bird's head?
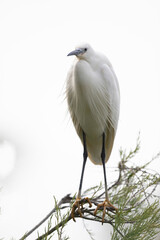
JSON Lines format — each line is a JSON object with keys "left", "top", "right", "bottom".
{"left": 67, "top": 43, "right": 94, "bottom": 60}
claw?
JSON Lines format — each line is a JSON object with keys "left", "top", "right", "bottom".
{"left": 94, "top": 199, "right": 117, "bottom": 224}
{"left": 71, "top": 197, "right": 92, "bottom": 222}
{"left": 82, "top": 197, "right": 92, "bottom": 208}
{"left": 71, "top": 198, "right": 82, "bottom": 222}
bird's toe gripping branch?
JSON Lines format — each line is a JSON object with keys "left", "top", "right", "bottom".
{"left": 94, "top": 199, "right": 118, "bottom": 224}
{"left": 71, "top": 197, "right": 92, "bottom": 222}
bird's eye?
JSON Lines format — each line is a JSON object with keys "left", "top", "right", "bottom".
{"left": 84, "top": 48, "right": 87, "bottom": 52}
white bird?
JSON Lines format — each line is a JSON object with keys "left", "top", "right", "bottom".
{"left": 66, "top": 43, "right": 120, "bottom": 223}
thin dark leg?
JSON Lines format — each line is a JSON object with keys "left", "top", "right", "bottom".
{"left": 77, "top": 131, "right": 88, "bottom": 198}
{"left": 101, "top": 133, "right": 109, "bottom": 200}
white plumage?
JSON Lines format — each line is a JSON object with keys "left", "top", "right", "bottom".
{"left": 66, "top": 43, "right": 120, "bottom": 165}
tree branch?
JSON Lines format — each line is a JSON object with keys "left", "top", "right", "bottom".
{"left": 19, "top": 139, "right": 160, "bottom": 240}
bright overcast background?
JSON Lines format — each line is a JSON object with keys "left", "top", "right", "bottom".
{"left": 0, "top": 0, "right": 160, "bottom": 239}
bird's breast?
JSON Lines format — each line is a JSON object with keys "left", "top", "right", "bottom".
{"left": 74, "top": 60, "right": 97, "bottom": 87}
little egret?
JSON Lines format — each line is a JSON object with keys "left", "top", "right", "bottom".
{"left": 66, "top": 43, "right": 120, "bottom": 223}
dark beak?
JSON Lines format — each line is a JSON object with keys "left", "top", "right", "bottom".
{"left": 67, "top": 48, "right": 84, "bottom": 56}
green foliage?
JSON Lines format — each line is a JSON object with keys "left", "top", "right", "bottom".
{"left": 39, "top": 214, "right": 54, "bottom": 240}
{"left": 109, "top": 137, "right": 160, "bottom": 239}
{"left": 54, "top": 197, "right": 69, "bottom": 240}
{"left": 19, "top": 137, "right": 160, "bottom": 240}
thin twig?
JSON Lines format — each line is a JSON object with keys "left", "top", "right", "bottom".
{"left": 19, "top": 194, "right": 72, "bottom": 240}
{"left": 109, "top": 221, "right": 124, "bottom": 238}
{"left": 35, "top": 214, "right": 72, "bottom": 240}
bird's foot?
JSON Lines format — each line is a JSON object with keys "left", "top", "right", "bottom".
{"left": 71, "top": 197, "right": 92, "bottom": 222}
{"left": 94, "top": 199, "right": 117, "bottom": 224}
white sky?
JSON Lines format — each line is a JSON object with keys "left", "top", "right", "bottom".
{"left": 0, "top": 0, "right": 160, "bottom": 239}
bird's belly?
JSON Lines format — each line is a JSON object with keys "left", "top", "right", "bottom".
{"left": 76, "top": 108, "right": 103, "bottom": 137}
{"left": 76, "top": 107, "right": 104, "bottom": 165}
